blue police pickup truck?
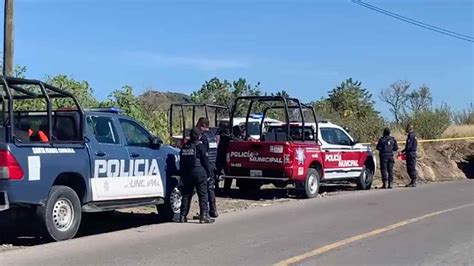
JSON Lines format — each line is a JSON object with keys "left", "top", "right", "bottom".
{"left": 0, "top": 77, "right": 182, "bottom": 241}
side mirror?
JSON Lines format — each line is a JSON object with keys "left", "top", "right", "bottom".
{"left": 150, "top": 136, "right": 163, "bottom": 149}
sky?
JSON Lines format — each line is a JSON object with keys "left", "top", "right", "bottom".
{"left": 2, "top": 0, "right": 474, "bottom": 117}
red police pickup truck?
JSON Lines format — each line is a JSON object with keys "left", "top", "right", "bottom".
{"left": 223, "top": 96, "right": 376, "bottom": 198}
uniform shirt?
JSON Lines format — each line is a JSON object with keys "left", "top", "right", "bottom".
{"left": 200, "top": 131, "right": 218, "bottom": 164}
{"left": 376, "top": 135, "right": 398, "bottom": 157}
{"left": 179, "top": 141, "right": 212, "bottom": 178}
{"left": 403, "top": 132, "right": 417, "bottom": 154}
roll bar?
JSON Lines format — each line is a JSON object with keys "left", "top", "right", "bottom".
{"left": 0, "top": 76, "right": 85, "bottom": 143}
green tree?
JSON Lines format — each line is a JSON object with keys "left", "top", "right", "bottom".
{"left": 313, "top": 78, "right": 384, "bottom": 142}
{"left": 191, "top": 77, "right": 261, "bottom": 115}
{"left": 407, "top": 84, "right": 432, "bottom": 114}
{"left": 104, "top": 86, "right": 169, "bottom": 142}
{"left": 46, "top": 75, "right": 98, "bottom": 109}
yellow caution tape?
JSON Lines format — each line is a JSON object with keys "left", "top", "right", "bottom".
{"left": 361, "top": 136, "right": 474, "bottom": 145}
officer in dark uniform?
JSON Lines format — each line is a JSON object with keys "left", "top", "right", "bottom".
{"left": 178, "top": 128, "right": 215, "bottom": 224}
{"left": 376, "top": 127, "right": 398, "bottom": 189}
{"left": 221, "top": 125, "right": 245, "bottom": 194}
{"left": 402, "top": 124, "right": 418, "bottom": 187}
{"left": 215, "top": 123, "right": 230, "bottom": 195}
{"left": 196, "top": 117, "right": 219, "bottom": 218}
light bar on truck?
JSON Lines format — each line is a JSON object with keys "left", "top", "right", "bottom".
{"left": 86, "top": 107, "right": 123, "bottom": 114}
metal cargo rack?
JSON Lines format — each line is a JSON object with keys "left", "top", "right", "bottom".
{"left": 0, "top": 76, "right": 85, "bottom": 143}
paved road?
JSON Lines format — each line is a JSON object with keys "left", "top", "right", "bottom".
{"left": 1, "top": 180, "right": 473, "bottom": 265}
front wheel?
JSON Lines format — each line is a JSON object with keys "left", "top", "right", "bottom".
{"left": 357, "top": 166, "right": 373, "bottom": 190}
{"left": 302, "top": 169, "right": 320, "bottom": 198}
{"left": 157, "top": 177, "right": 182, "bottom": 222}
{"left": 37, "top": 186, "right": 82, "bottom": 241}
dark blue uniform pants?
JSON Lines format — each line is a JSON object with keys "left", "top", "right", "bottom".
{"left": 380, "top": 156, "right": 394, "bottom": 183}
{"left": 406, "top": 152, "right": 417, "bottom": 182}
{"left": 207, "top": 165, "right": 217, "bottom": 212}
{"left": 180, "top": 172, "right": 209, "bottom": 218}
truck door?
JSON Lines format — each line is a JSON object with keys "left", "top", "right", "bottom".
{"left": 319, "top": 127, "right": 363, "bottom": 179}
{"left": 117, "top": 118, "right": 166, "bottom": 199}
{"left": 87, "top": 115, "right": 131, "bottom": 201}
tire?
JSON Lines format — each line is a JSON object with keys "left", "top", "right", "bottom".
{"left": 37, "top": 185, "right": 82, "bottom": 241}
{"left": 157, "top": 177, "right": 182, "bottom": 222}
{"left": 302, "top": 168, "right": 320, "bottom": 198}
{"left": 357, "top": 166, "right": 373, "bottom": 190}
{"left": 238, "top": 180, "right": 261, "bottom": 195}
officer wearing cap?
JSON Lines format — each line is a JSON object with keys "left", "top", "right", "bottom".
{"left": 196, "top": 117, "right": 219, "bottom": 218}
{"left": 376, "top": 127, "right": 398, "bottom": 189}
{"left": 402, "top": 124, "right": 418, "bottom": 187}
{"left": 178, "top": 128, "right": 215, "bottom": 224}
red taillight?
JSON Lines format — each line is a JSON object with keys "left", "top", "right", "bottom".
{"left": 0, "top": 150, "right": 24, "bottom": 180}
{"left": 283, "top": 146, "right": 294, "bottom": 165}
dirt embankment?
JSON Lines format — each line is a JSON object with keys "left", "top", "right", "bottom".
{"left": 373, "top": 140, "right": 474, "bottom": 186}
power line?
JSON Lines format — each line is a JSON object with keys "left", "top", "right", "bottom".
{"left": 352, "top": 0, "right": 474, "bottom": 43}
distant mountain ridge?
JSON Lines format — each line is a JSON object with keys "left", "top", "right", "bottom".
{"left": 138, "top": 90, "right": 191, "bottom": 112}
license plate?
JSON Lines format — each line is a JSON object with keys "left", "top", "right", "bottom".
{"left": 250, "top": 170, "right": 263, "bottom": 177}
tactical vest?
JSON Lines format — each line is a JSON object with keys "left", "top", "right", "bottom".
{"left": 202, "top": 131, "right": 218, "bottom": 163}
{"left": 380, "top": 136, "right": 395, "bottom": 157}
{"left": 180, "top": 143, "right": 203, "bottom": 169}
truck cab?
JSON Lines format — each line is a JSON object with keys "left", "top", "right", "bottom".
{"left": 0, "top": 77, "right": 181, "bottom": 241}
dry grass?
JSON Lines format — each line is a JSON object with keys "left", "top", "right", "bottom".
{"left": 442, "top": 125, "right": 474, "bottom": 138}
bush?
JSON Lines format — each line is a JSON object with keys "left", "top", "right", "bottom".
{"left": 405, "top": 105, "right": 451, "bottom": 139}
{"left": 453, "top": 103, "right": 474, "bottom": 125}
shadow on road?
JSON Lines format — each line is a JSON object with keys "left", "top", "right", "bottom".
{"left": 0, "top": 211, "right": 164, "bottom": 248}
{"left": 0, "top": 184, "right": 357, "bottom": 249}
{"left": 217, "top": 183, "right": 357, "bottom": 201}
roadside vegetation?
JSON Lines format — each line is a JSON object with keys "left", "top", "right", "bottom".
{"left": 5, "top": 66, "right": 473, "bottom": 143}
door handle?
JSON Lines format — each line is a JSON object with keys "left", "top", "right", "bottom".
{"left": 95, "top": 151, "right": 107, "bottom": 157}
{"left": 130, "top": 152, "right": 140, "bottom": 158}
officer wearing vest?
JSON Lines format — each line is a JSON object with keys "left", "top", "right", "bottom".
{"left": 178, "top": 128, "right": 215, "bottom": 224}
{"left": 402, "top": 124, "right": 418, "bottom": 187}
{"left": 376, "top": 127, "right": 398, "bottom": 189}
{"left": 196, "top": 117, "right": 219, "bottom": 218}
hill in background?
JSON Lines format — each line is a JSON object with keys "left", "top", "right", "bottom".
{"left": 138, "top": 90, "right": 191, "bottom": 112}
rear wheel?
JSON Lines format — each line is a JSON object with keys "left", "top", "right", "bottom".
{"left": 157, "top": 177, "right": 182, "bottom": 222}
{"left": 37, "top": 185, "right": 82, "bottom": 241}
{"left": 357, "top": 166, "right": 373, "bottom": 190}
{"left": 302, "top": 168, "right": 320, "bottom": 198}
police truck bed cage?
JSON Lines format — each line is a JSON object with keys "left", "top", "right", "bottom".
{"left": 169, "top": 103, "right": 229, "bottom": 145}
{"left": 230, "top": 96, "right": 318, "bottom": 142}
{"left": 0, "top": 76, "right": 84, "bottom": 143}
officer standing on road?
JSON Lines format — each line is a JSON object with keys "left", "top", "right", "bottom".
{"left": 178, "top": 128, "right": 215, "bottom": 224}
{"left": 402, "top": 124, "right": 418, "bottom": 187}
{"left": 376, "top": 127, "right": 398, "bottom": 189}
{"left": 215, "top": 123, "right": 230, "bottom": 195}
{"left": 196, "top": 117, "right": 219, "bottom": 218}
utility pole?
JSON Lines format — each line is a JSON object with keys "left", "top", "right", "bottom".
{"left": 3, "top": 0, "right": 14, "bottom": 77}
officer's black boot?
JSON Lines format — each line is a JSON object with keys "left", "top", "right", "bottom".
{"left": 209, "top": 210, "right": 219, "bottom": 218}
{"left": 382, "top": 181, "right": 387, "bottom": 189}
{"left": 178, "top": 216, "right": 187, "bottom": 223}
{"left": 199, "top": 214, "right": 215, "bottom": 224}
{"left": 388, "top": 181, "right": 392, "bottom": 189}
{"left": 406, "top": 180, "right": 416, "bottom": 187}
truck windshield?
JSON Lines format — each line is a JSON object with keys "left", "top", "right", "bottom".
{"left": 268, "top": 125, "right": 315, "bottom": 141}
{"left": 246, "top": 121, "right": 260, "bottom": 136}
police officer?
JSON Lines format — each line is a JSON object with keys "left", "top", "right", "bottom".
{"left": 196, "top": 117, "right": 219, "bottom": 218}
{"left": 402, "top": 124, "right": 418, "bottom": 187}
{"left": 215, "top": 123, "right": 230, "bottom": 195}
{"left": 376, "top": 127, "right": 398, "bottom": 189}
{"left": 178, "top": 128, "right": 215, "bottom": 224}
{"left": 221, "top": 125, "right": 245, "bottom": 194}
